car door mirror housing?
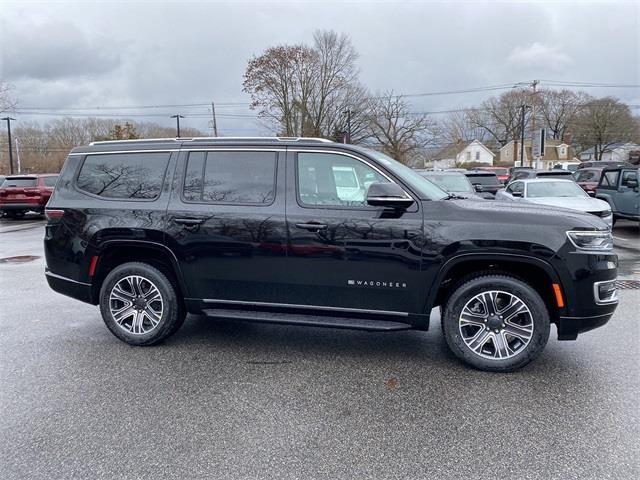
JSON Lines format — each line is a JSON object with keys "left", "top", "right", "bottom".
{"left": 512, "top": 190, "right": 523, "bottom": 197}
{"left": 474, "top": 184, "right": 484, "bottom": 192}
{"left": 625, "top": 179, "right": 638, "bottom": 188}
{"left": 366, "top": 183, "right": 414, "bottom": 209}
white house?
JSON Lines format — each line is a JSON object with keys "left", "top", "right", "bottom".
{"left": 578, "top": 142, "right": 640, "bottom": 163}
{"left": 500, "top": 138, "right": 575, "bottom": 170}
{"left": 428, "top": 140, "right": 495, "bottom": 169}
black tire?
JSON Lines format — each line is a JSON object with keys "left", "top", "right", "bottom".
{"left": 99, "top": 262, "right": 186, "bottom": 346}
{"left": 442, "top": 274, "right": 550, "bottom": 372}
{"left": 6, "top": 211, "right": 25, "bottom": 219}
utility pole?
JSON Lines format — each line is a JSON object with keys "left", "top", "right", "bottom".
{"left": 170, "top": 114, "right": 184, "bottom": 137}
{"left": 520, "top": 105, "right": 527, "bottom": 167}
{"left": 1, "top": 116, "right": 16, "bottom": 175}
{"left": 211, "top": 102, "right": 218, "bottom": 137}
{"left": 343, "top": 109, "right": 352, "bottom": 144}
{"left": 530, "top": 79, "right": 539, "bottom": 168}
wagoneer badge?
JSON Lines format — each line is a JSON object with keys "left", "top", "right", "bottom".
{"left": 347, "top": 280, "right": 407, "bottom": 289}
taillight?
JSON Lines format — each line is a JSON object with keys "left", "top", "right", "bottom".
{"left": 45, "top": 209, "right": 65, "bottom": 223}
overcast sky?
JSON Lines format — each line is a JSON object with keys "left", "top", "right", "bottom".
{"left": 1, "top": 0, "right": 638, "bottom": 135}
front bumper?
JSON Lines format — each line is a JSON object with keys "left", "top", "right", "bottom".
{"left": 556, "top": 308, "right": 617, "bottom": 340}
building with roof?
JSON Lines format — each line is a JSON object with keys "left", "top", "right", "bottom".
{"left": 427, "top": 140, "right": 495, "bottom": 169}
{"left": 578, "top": 142, "right": 640, "bottom": 163}
{"left": 500, "top": 138, "right": 575, "bottom": 169}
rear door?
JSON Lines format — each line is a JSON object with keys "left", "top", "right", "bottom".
{"left": 165, "top": 147, "right": 289, "bottom": 303}
{"left": 283, "top": 148, "right": 424, "bottom": 314}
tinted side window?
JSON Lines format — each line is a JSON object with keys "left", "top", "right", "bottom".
{"left": 2, "top": 178, "right": 37, "bottom": 187}
{"left": 183, "top": 151, "right": 276, "bottom": 204}
{"left": 600, "top": 170, "right": 620, "bottom": 189}
{"left": 507, "top": 182, "right": 523, "bottom": 194}
{"left": 297, "top": 152, "right": 388, "bottom": 207}
{"left": 77, "top": 152, "right": 170, "bottom": 199}
{"left": 621, "top": 170, "right": 638, "bottom": 187}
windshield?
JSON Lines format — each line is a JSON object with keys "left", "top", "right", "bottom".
{"left": 527, "top": 181, "right": 587, "bottom": 198}
{"left": 467, "top": 174, "right": 499, "bottom": 185}
{"left": 422, "top": 174, "right": 473, "bottom": 193}
{"left": 1, "top": 178, "right": 37, "bottom": 188}
{"left": 352, "top": 146, "right": 448, "bottom": 200}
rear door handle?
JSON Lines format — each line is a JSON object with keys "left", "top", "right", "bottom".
{"left": 295, "top": 222, "right": 328, "bottom": 231}
{"left": 173, "top": 217, "right": 205, "bottom": 225}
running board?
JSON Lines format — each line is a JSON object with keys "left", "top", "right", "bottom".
{"left": 202, "top": 309, "right": 413, "bottom": 331}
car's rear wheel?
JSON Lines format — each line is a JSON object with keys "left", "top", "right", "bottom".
{"left": 442, "top": 274, "right": 550, "bottom": 372}
{"left": 99, "top": 262, "right": 185, "bottom": 346}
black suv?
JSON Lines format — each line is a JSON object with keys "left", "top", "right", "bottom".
{"left": 44, "top": 138, "right": 618, "bottom": 372}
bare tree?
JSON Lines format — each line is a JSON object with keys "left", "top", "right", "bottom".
{"left": 243, "top": 30, "right": 368, "bottom": 140}
{"left": 0, "top": 82, "right": 17, "bottom": 113}
{"left": 438, "top": 109, "right": 490, "bottom": 145}
{"left": 571, "top": 97, "right": 638, "bottom": 158}
{"left": 367, "top": 92, "right": 438, "bottom": 164}
{"left": 467, "top": 89, "right": 533, "bottom": 146}
{"left": 538, "top": 89, "right": 591, "bottom": 140}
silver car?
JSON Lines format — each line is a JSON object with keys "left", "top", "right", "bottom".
{"left": 495, "top": 178, "right": 613, "bottom": 228}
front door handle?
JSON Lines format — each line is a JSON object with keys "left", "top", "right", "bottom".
{"left": 173, "top": 217, "right": 205, "bottom": 225}
{"left": 295, "top": 222, "right": 328, "bottom": 231}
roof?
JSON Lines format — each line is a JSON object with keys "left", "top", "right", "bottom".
{"left": 516, "top": 178, "right": 575, "bottom": 183}
{"left": 580, "top": 142, "right": 640, "bottom": 155}
{"left": 432, "top": 139, "right": 495, "bottom": 161}
{"left": 70, "top": 136, "right": 339, "bottom": 155}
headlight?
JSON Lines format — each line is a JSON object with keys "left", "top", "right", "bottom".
{"left": 603, "top": 210, "right": 612, "bottom": 217}
{"left": 566, "top": 230, "right": 613, "bottom": 251}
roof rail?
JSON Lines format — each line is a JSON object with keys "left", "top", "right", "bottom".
{"left": 89, "top": 136, "right": 334, "bottom": 146}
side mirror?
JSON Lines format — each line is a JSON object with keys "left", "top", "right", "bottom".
{"left": 474, "top": 184, "right": 484, "bottom": 192}
{"left": 366, "top": 183, "right": 414, "bottom": 209}
{"left": 625, "top": 179, "right": 638, "bottom": 188}
{"left": 512, "top": 191, "right": 523, "bottom": 197}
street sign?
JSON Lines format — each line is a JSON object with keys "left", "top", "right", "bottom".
{"left": 532, "top": 128, "right": 546, "bottom": 158}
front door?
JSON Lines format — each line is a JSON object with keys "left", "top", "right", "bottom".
{"left": 165, "top": 148, "right": 289, "bottom": 303}
{"left": 617, "top": 169, "right": 639, "bottom": 216}
{"left": 284, "top": 149, "right": 424, "bottom": 314}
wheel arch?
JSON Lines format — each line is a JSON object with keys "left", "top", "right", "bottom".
{"left": 90, "top": 240, "right": 188, "bottom": 305}
{"left": 425, "top": 253, "right": 564, "bottom": 322}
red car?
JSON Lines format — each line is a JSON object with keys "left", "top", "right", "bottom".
{"left": 572, "top": 168, "right": 603, "bottom": 197}
{"left": 475, "top": 166, "right": 509, "bottom": 184}
{"left": 0, "top": 174, "right": 58, "bottom": 218}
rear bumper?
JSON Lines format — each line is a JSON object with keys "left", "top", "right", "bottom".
{"left": 45, "top": 269, "right": 93, "bottom": 304}
{"left": 0, "top": 203, "right": 44, "bottom": 212}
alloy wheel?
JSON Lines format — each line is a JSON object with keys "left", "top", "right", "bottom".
{"left": 458, "top": 290, "right": 534, "bottom": 360}
{"left": 109, "top": 275, "right": 164, "bottom": 335}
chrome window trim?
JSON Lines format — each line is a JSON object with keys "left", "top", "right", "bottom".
{"left": 202, "top": 298, "right": 409, "bottom": 317}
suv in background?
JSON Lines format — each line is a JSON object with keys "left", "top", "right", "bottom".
{"left": 463, "top": 171, "right": 502, "bottom": 198}
{"left": 572, "top": 168, "right": 603, "bottom": 196}
{"left": 45, "top": 137, "right": 617, "bottom": 372}
{"left": 0, "top": 174, "right": 58, "bottom": 218}
{"left": 596, "top": 166, "right": 639, "bottom": 223}
{"left": 416, "top": 170, "right": 481, "bottom": 199}
{"left": 576, "top": 161, "right": 632, "bottom": 170}
{"left": 474, "top": 166, "right": 509, "bottom": 184}
{"left": 507, "top": 169, "right": 574, "bottom": 183}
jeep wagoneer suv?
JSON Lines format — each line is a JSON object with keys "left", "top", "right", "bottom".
{"left": 44, "top": 137, "right": 618, "bottom": 372}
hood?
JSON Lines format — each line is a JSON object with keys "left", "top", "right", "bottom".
{"left": 524, "top": 196, "right": 610, "bottom": 213}
{"left": 434, "top": 198, "right": 607, "bottom": 230}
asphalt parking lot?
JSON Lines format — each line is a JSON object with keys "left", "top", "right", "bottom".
{"left": 1, "top": 217, "right": 638, "bottom": 480}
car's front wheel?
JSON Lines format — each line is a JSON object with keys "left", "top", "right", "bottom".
{"left": 442, "top": 274, "right": 550, "bottom": 372}
{"left": 99, "top": 262, "right": 185, "bottom": 346}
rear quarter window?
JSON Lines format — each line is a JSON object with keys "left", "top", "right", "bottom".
{"left": 76, "top": 152, "right": 170, "bottom": 199}
{"left": 1, "top": 178, "right": 37, "bottom": 187}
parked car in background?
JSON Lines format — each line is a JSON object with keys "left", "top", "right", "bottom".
{"left": 463, "top": 171, "right": 502, "bottom": 198}
{"left": 595, "top": 166, "right": 639, "bottom": 223}
{"left": 553, "top": 162, "right": 581, "bottom": 172}
{"left": 507, "top": 169, "right": 573, "bottom": 183}
{"left": 496, "top": 178, "right": 613, "bottom": 228}
{"left": 572, "top": 168, "right": 603, "bottom": 196}
{"left": 475, "top": 166, "right": 509, "bottom": 184}
{"left": 576, "top": 161, "right": 632, "bottom": 170}
{"left": 417, "top": 171, "right": 481, "bottom": 199}
{"left": 0, "top": 174, "right": 59, "bottom": 218}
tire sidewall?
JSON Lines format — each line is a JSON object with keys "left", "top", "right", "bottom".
{"left": 443, "top": 275, "right": 550, "bottom": 372}
{"left": 99, "top": 262, "right": 179, "bottom": 346}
